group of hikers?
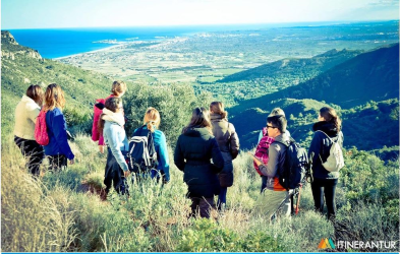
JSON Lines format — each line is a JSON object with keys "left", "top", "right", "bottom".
{"left": 14, "top": 81, "right": 344, "bottom": 221}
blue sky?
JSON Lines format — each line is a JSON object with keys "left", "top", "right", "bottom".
{"left": 1, "top": 0, "right": 399, "bottom": 29}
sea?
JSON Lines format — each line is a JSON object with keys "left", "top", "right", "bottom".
{"left": 6, "top": 21, "right": 364, "bottom": 59}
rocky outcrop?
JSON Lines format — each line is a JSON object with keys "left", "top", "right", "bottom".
{"left": 1, "top": 31, "right": 18, "bottom": 45}
{"left": 1, "top": 31, "right": 42, "bottom": 60}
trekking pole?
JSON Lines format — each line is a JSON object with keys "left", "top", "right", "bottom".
{"left": 295, "top": 184, "right": 302, "bottom": 215}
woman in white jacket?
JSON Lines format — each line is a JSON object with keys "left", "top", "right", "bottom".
{"left": 14, "top": 85, "right": 45, "bottom": 176}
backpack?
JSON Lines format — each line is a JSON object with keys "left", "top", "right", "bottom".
{"left": 253, "top": 127, "right": 275, "bottom": 176}
{"left": 91, "top": 98, "right": 105, "bottom": 142}
{"left": 275, "top": 137, "right": 308, "bottom": 190}
{"left": 34, "top": 110, "right": 49, "bottom": 146}
{"left": 316, "top": 130, "right": 344, "bottom": 172}
{"left": 127, "top": 125, "right": 158, "bottom": 174}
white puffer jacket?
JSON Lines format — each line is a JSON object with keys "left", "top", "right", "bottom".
{"left": 14, "top": 95, "right": 41, "bottom": 140}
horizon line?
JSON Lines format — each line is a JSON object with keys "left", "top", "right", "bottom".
{"left": 3, "top": 19, "right": 399, "bottom": 30}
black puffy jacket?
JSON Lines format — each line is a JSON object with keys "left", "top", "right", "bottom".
{"left": 174, "top": 127, "right": 225, "bottom": 198}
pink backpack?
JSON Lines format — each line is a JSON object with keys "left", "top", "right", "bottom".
{"left": 35, "top": 110, "right": 49, "bottom": 146}
{"left": 253, "top": 127, "right": 275, "bottom": 175}
{"left": 91, "top": 98, "right": 105, "bottom": 142}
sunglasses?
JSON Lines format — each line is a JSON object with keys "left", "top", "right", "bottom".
{"left": 266, "top": 125, "right": 277, "bottom": 129}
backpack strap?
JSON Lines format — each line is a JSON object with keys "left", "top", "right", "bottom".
{"left": 314, "top": 130, "right": 340, "bottom": 164}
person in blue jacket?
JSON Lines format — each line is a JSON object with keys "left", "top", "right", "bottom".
{"left": 133, "top": 107, "right": 170, "bottom": 183}
{"left": 98, "top": 97, "right": 130, "bottom": 196}
{"left": 43, "top": 84, "right": 75, "bottom": 171}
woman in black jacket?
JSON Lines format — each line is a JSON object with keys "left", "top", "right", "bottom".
{"left": 308, "top": 107, "right": 343, "bottom": 221}
{"left": 174, "top": 107, "right": 225, "bottom": 218}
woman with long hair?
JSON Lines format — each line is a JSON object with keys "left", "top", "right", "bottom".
{"left": 98, "top": 97, "right": 130, "bottom": 196}
{"left": 14, "top": 84, "right": 45, "bottom": 176}
{"left": 209, "top": 101, "right": 239, "bottom": 211}
{"left": 174, "top": 107, "right": 224, "bottom": 218}
{"left": 308, "top": 106, "right": 343, "bottom": 221}
{"left": 43, "top": 83, "right": 75, "bottom": 171}
{"left": 132, "top": 107, "right": 170, "bottom": 183}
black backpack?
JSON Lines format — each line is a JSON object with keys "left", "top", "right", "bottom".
{"left": 127, "top": 125, "right": 158, "bottom": 174}
{"left": 275, "top": 137, "right": 308, "bottom": 190}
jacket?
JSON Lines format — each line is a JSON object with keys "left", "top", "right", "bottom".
{"left": 44, "top": 108, "right": 74, "bottom": 160}
{"left": 14, "top": 95, "right": 41, "bottom": 140}
{"left": 210, "top": 113, "right": 240, "bottom": 187}
{"left": 133, "top": 126, "right": 170, "bottom": 181}
{"left": 174, "top": 127, "right": 225, "bottom": 198}
{"left": 104, "top": 121, "right": 129, "bottom": 172}
{"left": 258, "top": 132, "right": 290, "bottom": 191}
{"left": 92, "top": 94, "right": 117, "bottom": 146}
{"left": 308, "top": 121, "right": 343, "bottom": 179}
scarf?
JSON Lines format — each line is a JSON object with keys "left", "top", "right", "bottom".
{"left": 101, "top": 108, "right": 125, "bottom": 126}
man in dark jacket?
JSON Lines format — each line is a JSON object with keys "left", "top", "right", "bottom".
{"left": 174, "top": 126, "right": 225, "bottom": 218}
{"left": 252, "top": 115, "right": 291, "bottom": 220}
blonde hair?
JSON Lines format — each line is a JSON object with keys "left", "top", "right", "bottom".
{"left": 269, "top": 107, "right": 285, "bottom": 117}
{"left": 183, "top": 107, "right": 212, "bottom": 134}
{"left": 210, "top": 101, "right": 228, "bottom": 119}
{"left": 111, "top": 80, "right": 127, "bottom": 96}
{"left": 44, "top": 83, "right": 65, "bottom": 111}
{"left": 143, "top": 107, "right": 160, "bottom": 133}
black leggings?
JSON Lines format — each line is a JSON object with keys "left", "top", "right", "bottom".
{"left": 14, "top": 136, "right": 45, "bottom": 176}
{"left": 311, "top": 178, "right": 338, "bottom": 220}
{"left": 104, "top": 148, "right": 128, "bottom": 195}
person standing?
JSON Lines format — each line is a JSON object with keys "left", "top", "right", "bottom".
{"left": 99, "top": 97, "right": 130, "bottom": 196}
{"left": 308, "top": 107, "right": 343, "bottom": 221}
{"left": 209, "top": 101, "right": 239, "bottom": 211}
{"left": 43, "top": 84, "right": 75, "bottom": 171}
{"left": 174, "top": 107, "right": 224, "bottom": 218}
{"left": 132, "top": 107, "right": 170, "bottom": 183}
{"left": 251, "top": 115, "right": 291, "bottom": 220}
{"left": 92, "top": 80, "right": 127, "bottom": 153}
{"left": 14, "top": 85, "right": 45, "bottom": 176}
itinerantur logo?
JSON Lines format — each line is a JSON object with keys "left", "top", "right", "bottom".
{"left": 318, "top": 238, "right": 336, "bottom": 249}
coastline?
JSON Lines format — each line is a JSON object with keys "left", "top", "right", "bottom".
{"left": 53, "top": 44, "right": 125, "bottom": 60}
{"left": 53, "top": 37, "right": 187, "bottom": 60}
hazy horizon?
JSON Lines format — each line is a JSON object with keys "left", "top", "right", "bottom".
{"left": 2, "top": 0, "right": 399, "bottom": 29}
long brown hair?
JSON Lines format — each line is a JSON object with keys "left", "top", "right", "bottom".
{"left": 183, "top": 107, "right": 212, "bottom": 134}
{"left": 98, "top": 97, "right": 122, "bottom": 134}
{"left": 210, "top": 101, "right": 227, "bottom": 119}
{"left": 26, "top": 84, "right": 44, "bottom": 106}
{"left": 111, "top": 80, "right": 127, "bottom": 96}
{"left": 43, "top": 83, "right": 65, "bottom": 111}
{"left": 320, "top": 107, "right": 342, "bottom": 132}
{"left": 143, "top": 107, "right": 160, "bottom": 133}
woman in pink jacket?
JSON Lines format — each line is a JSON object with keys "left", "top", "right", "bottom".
{"left": 92, "top": 81, "right": 127, "bottom": 153}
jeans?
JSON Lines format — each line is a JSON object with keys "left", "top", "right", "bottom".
{"left": 217, "top": 187, "right": 228, "bottom": 210}
{"left": 47, "top": 154, "right": 68, "bottom": 172}
{"left": 14, "top": 136, "right": 45, "bottom": 176}
{"left": 311, "top": 178, "right": 338, "bottom": 220}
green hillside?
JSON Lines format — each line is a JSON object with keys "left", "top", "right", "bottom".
{"left": 1, "top": 31, "right": 115, "bottom": 138}
{"left": 219, "top": 48, "right": 361, "bottom": 84}
{"left": 278, "top": 43, "right": 399, "bottom": 108}
{"left": 230, "top": 97, "right": 399, "bottom": 152}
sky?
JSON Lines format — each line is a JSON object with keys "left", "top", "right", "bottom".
{"left": 1, "top": 0, "right": 399, "bottom": 29}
